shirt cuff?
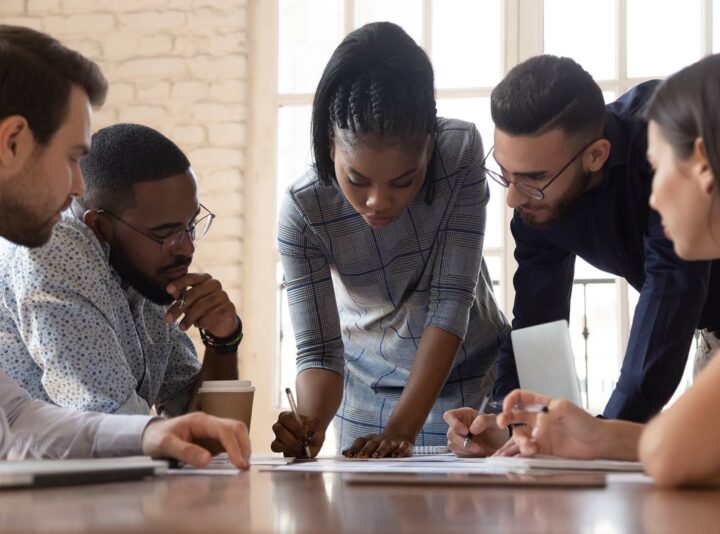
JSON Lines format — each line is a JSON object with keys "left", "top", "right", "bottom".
{"left": 426, "top": 300, "right": 472, "bottom": 340}
{"left": 94, "top": 414, "right": 157, "bottom": 457}
{"left": 297, "top": 359, "right": 345, "bottom": 378}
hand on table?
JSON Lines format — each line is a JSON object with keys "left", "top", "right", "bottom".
{"left": 142, "top": 412, "right": 251, "bottom": 468}
{"left": 342, "top": 432, "right": 415, "bottom": 459}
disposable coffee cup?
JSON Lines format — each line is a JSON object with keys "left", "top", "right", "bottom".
{"left": 198, "top": 380, "right": 255, "bottom": 430}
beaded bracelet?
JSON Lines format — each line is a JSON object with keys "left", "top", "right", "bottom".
{"left": 199, "top": 317, "right": 243, "bottom": 354}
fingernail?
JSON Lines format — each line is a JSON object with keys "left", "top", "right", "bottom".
{"left": 167, "top": 284, "right": 176, "bottom": 294}
{"left": 164, "top": 314, "right": 172, "bottom": 323}
{"left": 357, "top": 452, "right": 366, "bottom": 458}
{"left": 372, "top": 452, "right": 380, "bottom": 458}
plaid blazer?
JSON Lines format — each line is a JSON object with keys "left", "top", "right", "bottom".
{"left": 279, "top": 118, "right": 509, "bottom": 451}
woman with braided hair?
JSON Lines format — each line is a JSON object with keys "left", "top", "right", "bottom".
{"left": 271, "top": 22, "right": 509, "bottom": 458}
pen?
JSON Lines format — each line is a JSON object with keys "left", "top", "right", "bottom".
{"left": 176, "top": 288, "right": 187, "bottom": 310}
{"left": 463, "top": 394, "right": 490, "bottom": 448}
{"left": 488, "top": 401, "right": 549, "bottom": 413}
{"left": 285, "top": 387, "right": 312, "bottom": 458}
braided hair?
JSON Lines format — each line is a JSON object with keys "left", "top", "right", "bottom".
{"left": 312, "top": 22, "right": 438, "bottom": 202}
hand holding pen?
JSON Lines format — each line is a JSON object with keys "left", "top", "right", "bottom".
{"left": 270, "top": 389, "right": 324, "bottom": 458}
{"left": 285, "top": 388, "right": 311, "bottom": 458}
{"left": 463, "top": 395, "right": 491, "bottom": 448}
{"left": 443, "top": 397, "right": 510, "bottom": 458}
{"left": 495, "top": 389, "right": 603, "bottom": 459}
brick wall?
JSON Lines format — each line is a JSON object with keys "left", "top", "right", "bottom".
{"left": 1, "top": 0, "right": 248, "bottom": 337}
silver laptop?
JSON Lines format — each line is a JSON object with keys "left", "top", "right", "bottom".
{"left": 510, "top": 320, "right": 583, "bottom": 406}
{"left": 0, "top": 456, "right": 168, "bottom": 489}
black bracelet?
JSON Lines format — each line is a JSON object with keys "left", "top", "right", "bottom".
{"left": 199, "top": 316, "right": 243, "bottom": 354}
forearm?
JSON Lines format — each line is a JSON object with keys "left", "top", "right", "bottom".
{"left": 639, "top": 354, "right": 720, "bottom": 486}
{"left": 182, "top": 349, "right": 238, "bottom": 413}
{"left": 384, "top": 326, "right": 461, "bottom": 439}
{"left": 198, "top": 348, "right": 239, "bottom": 382}
{"left": 296, "top": 368, "right": 343, "bottom": 431}
{"left": 594, "top": 418, "right": 644, "bottom": 461}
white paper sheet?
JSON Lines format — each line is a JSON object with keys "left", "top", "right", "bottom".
{"left": 486, "top": 455, "right": 644, "bottom": 472}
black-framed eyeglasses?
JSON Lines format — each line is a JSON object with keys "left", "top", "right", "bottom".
{"left": 482, "top": 138, "right": 603, "bottom": 201}
{"left": 98, "top": 203, "right": 215, "bottom": 254}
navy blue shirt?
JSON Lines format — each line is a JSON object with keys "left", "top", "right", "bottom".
{"left": 493, "top": 81, "right": 720, "bottom": 422}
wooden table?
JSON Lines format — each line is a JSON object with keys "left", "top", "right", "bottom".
{"left": 1, "top": 466, "right": 719, "bottom": 533}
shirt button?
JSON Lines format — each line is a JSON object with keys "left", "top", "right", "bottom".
{"left": 615, "top": 248, "right": 623, "bottom": 257}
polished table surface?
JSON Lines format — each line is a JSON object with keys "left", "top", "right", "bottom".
{"left": 2, "top": 465, "right": 720, "bottom": 533}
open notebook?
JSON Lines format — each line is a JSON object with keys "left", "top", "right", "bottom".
{"left": 0, "top": 456, "right": 168, "bottom": 489}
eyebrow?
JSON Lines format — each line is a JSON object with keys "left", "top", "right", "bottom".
{"left": 348, "top": 166, "right": 418, "bottom": 182}
{"left": 73, "top": 144, "right": 91, "bottom": 156}
{"left": 495, "top": 160, "right": 548, "bottom": 181}
{"left": 147, "top": 206, "right": 201, "bottom": 232}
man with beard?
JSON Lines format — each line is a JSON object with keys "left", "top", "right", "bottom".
{"left": 445, "top": 55, "right": 720, "bottom": 454}
{"left": 0, "top": 24, "right": 249, "bottom": 467}
{"left": 0, "top": 122, "right": 242, "bottom": 417}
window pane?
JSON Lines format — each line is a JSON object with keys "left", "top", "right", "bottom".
{"left": 277, "top": 105, "right": 313, "bottom": 216}
{"left": 570, "top": 279, "right": 618, "bottom": 413}
{"left": 432, "top": 0, "right": 503, "bottom": 88}
{"left": 279, "top": 0, "right": 344, "bottom": 94}
{"left": 354, "top": 0, "right": 423, "bottom": 45}
{"left": 627, "top": 0, "right": 702, "bottom": 78}
{"left": 436, "top": 97, "right": 503, "bottom": 250}
{"left": 484, "top": 254, "right": 503, "bottom": 309}
{"left": 544, "top": 0, "right": 616, "bottom": 81}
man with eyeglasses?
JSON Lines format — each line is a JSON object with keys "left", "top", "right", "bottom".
{"left": 445, "top": 55, "right": 720, "bottom": 457}
{"left": 0, "top": 24, "right": 249, "bottom": 467}
{"left": 0, "top": 122, "right": 243, "bottom": 417}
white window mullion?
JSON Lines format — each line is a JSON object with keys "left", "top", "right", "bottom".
{"left": 344, "top": 0, "right": 355, "bottom": 35}
{"left": 422, "top": 0, "right": 433, "bottom": 57}
{"left": 703, "top": 0, "right": 714, "bottom": 55}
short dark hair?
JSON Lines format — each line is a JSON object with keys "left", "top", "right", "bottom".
{"left": 491, "top": 55, "right": 605, "bottom": 138}
{"left": 79, "top": 123, "right": 191, "bottom": 210}
{"left": 0, "top": 25, "right": 107, "bottom": 145}
{"left": 311, "top": 22, "right": 437, "bottom": 186}
{"left": 646, "top": 53, "right": 720, "bottom": 181}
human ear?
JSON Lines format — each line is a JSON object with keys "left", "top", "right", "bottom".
{"left": 82, "top": 209, "right": 114, "bottom": 244}
{"left": 585, "top": 138, "right": 612, "bottom": 172}
{"left": 693, "top": 138, "right": 715, "bottom": 195}
{"left": 0, "top": 116, "right": 35, "bottom": 173}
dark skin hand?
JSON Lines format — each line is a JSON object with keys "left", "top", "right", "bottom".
{"left": 164, "top": 272, "right": 241, "bottom": 413}
{"left": 164, "top": 273, "right": 239, "bottom": 338}
{"left": 270, "top": 369, "right": 342, "bottom": 457}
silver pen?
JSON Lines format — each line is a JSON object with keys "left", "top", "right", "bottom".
{"left": 488, "top": 401, "right": 549, "bottom": 413}
{"left": 285, "top": 387, "right": 312, "bottom": 458}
